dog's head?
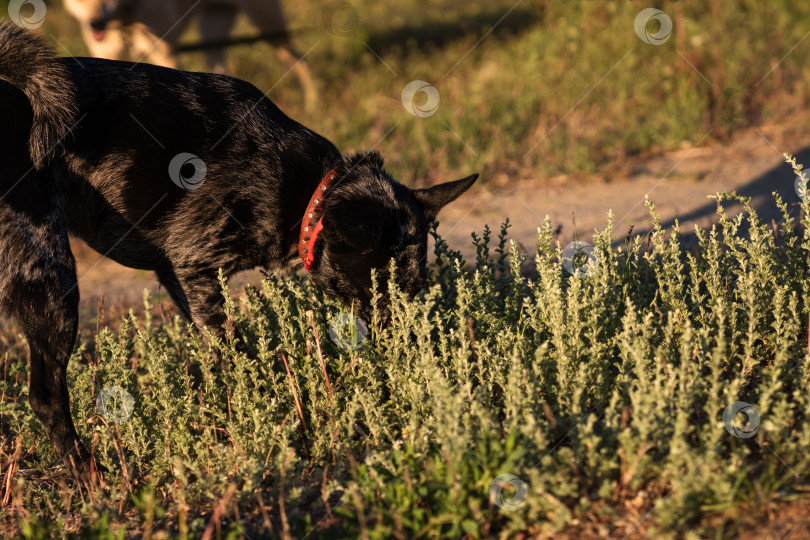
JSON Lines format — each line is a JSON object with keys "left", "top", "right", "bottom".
{"left": 63, "top": 0, "right": 121, "bottom": 40}
{"left": 308, "top": 151, "right": 477, "bottom": 324}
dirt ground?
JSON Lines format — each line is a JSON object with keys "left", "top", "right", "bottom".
{"left": 441, "top": 121, "right": 810, "bottom": 255}
{"left": 545, "top": 495, "right": 810, "bottom": 539}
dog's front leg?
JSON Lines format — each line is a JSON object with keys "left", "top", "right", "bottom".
{"left": 174, "top": 270, "right": 245, "bottom": 358}
{"left": 128, "top": 24, "right": 179, "bottom": 69}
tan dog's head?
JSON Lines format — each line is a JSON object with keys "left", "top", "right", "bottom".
{"left": 63, "top": 0, "right": 121, "bottom": 41}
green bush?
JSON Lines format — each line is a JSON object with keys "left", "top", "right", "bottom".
{"left": 1, "top": 156, "right": 809, "bottom": 537}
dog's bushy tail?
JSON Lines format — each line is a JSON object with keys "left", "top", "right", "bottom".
{"left": 0, "top": 22, "right": 77, "bottom": 167}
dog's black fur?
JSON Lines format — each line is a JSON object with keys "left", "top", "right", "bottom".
{"left": 0, "top": 23, "right": 476, "bottom": 483}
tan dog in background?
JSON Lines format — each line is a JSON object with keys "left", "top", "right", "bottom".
{"left": 62, "top": 0, "right": 317, "bottom": 109}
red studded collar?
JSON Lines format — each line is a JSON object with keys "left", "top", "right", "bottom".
{"left": 299, "top": 167, "right": 339, "bottom": 271}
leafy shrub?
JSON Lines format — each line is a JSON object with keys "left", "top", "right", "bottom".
{"left": 1, "top": 157, "right": 809, "bottom": 538}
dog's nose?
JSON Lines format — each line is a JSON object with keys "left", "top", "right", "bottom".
{"left": 89, "top": 18, "right": 108, "bottom": 32}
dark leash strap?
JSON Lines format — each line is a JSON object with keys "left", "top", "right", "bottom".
{"left": 176, "top": 29, "right": 315, "bottom": 53}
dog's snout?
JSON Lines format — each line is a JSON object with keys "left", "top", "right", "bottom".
{"left": 89, "top": 18, "right": 108, "bottom": 32}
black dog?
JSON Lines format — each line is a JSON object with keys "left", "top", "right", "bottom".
{"left": 0, "top": 23, "right": 477, "bottom": 484}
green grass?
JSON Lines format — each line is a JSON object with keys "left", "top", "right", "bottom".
{"left": 7, "top": 0, "right": 810, "bottom": 186}
{"left": 2, "top": 156, "right": 810, "bottom": 537}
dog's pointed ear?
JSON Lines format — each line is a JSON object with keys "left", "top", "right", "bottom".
{"left": 412, "top": 174, "right": 479, "bottom": 221}
{"left": 322, "top": 200, "right": 385, "bottom": 251}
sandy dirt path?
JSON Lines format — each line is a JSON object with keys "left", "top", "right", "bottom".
{"left": 440, "top": 122, "right": 810, "bottom": 254}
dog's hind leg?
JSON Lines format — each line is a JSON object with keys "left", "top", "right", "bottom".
{"left": 2, "top": 224, "right": 100, "bottom": 486}
{"left": 241, "top": 0, "right": 318, "bottom": 111}
{"left": 272, "top": 43, "right": 318, "bottom": 112}
{"left": 21, "top": 273, "right": 95, "bottom": 479}
{"left": 197, "top": 3, "right": 239, "bottom": 74}
{"left": 0, "top": 81, "right": 100, "bottom": 487}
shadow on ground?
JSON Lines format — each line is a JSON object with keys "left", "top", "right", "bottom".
{"left": 362, "top": 3, "right": 542, "bottom": 54}
{"left": 653, "top": 146, "right": 810, "bottom": 247}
